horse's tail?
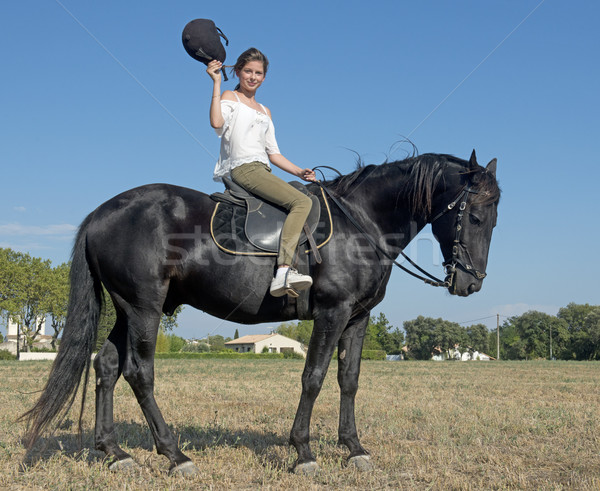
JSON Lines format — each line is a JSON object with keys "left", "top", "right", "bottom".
{"left": 21, "top": 213, "right": 102, "bottom": 448}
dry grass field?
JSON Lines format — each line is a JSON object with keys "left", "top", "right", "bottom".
{"left": 0, "top": 358, "right": 599, "bottom": 490}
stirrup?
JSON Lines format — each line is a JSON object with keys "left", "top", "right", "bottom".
{"left": 270, "top": 268, "right": 311, "bottom": 297}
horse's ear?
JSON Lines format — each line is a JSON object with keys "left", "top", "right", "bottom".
{"left": 486, "top": 158, "right": 497, "bottom": 177}
{"left": 469, "top": 149, "right": 478, "bottom": 170}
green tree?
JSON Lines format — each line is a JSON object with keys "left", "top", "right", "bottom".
{"left": 363, "top": 320, "right": 383, "bottom": 351}
{"left": 234, "top": 328, "right": 239, "bottom": 339}
{"left": 156, "top": 328, "right": 171, "bottom": 353}
{"left": 160, "top": 305, "right": 184, "bottom": 331}
{"left": 155, "top": 329, "right": 186, "bottom": 353}
{"left": 465, "top": 324, "right": 490, "bottom": 353}
{"left": 297, "top": 320, "right": 315, "bottom": 345}
{"left": 581, "top": 308, "right": 600, "bottom": 360}
{"left": 498, "top": 319, "right": 522, "bottom": 360}
{"left": 558, "top": 303, "right": 594, "bottom": 330}
{"left": 0, "top": 251, "right": 53, "bottom": 351}
{"left": 181, "top": 342, "right": 210, "bottom": 353}
{"left": 275, "top": 320, "right": 314, "bottom": 346}
{"left": 207, "top": 334, "right": 232, "bottom": 351}
{"left": 0, "top": 248, "right": 22, "bottom": 312}
{"left": 364, "top": 313, "right": 404, "bottom": 353}
{"left": 274, "top": 322, "right": 294, "bottom": 340}
{"left": 168, "top": 333, "right": 186, "bottom": 352}
{"left": 404, "top": 316, "right": 438, "bottom": 360}
{"left": 96, "top": 290, "right": 117, "bottom": 350}
{"left": 500, "top": 311, "right": 569, "bottom": 360}
{"left": 558, "top": 303, "right": 600, "bottom": 360}
{"left": 547, "top": 316, "right": 570, "bottom": 359}
{"left": 434, "top": 320, "right": 467, "bottom": 355}
{"left": 404, "top": 316, "right": 468, "bottom": 360}
{"left": 45, "top": 262, "right": 70, "bottom": 350}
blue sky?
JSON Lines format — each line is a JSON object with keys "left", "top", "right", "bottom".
{"left": 1, "top": 1, "right": 598, "bottom": 340}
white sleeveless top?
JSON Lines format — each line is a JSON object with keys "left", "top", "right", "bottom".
{"left": 213, "top": 92, "right": 280, "bottom": 181}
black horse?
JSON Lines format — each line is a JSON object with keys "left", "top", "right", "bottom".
{"left": 22, "top": 151, "right": 500, "bottom": 475}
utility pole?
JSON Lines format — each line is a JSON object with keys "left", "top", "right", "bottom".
{"left": 496, "top": 314, "right": 500, "bottom": 361}
{"left": 549, "top": 325, "right": 553, "bottom": 360}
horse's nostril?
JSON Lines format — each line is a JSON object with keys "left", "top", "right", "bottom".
{"left": 468, "top": 283, "right": 481, "bottom": 295}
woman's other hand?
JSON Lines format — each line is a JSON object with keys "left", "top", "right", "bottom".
{"left": 301, "top": 168, "right": 316, "bottom": 182}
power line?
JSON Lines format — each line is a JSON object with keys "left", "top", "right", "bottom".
{"left": 54, "top": 0, "right": 217, "bottom": 160}
{"left": 456, "top": 315, "right": 508, "bottom": 325}
{"left": 407, "top": 0, "right": 547, "bottom": 138}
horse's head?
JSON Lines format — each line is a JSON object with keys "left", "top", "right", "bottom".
{"left": 431, "top": 150, "right": 500, "bottom": 297}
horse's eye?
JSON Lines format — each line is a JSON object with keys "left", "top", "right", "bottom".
{"left": 469, "top": 213, "right": 481, "bottom": 226}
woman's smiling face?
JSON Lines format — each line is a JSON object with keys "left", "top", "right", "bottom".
{"left": 236, "top": 60, "right": 266, "bottom": 92}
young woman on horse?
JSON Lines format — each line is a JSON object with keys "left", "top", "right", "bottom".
{"left": 206, "top": 48, "right": 316, "bottom": 297}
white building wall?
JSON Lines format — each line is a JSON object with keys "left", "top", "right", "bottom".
{"left": 7, "top": 317, "right": 46, "bottom": 337}
{"left": 229, "top": 343, "right": 254, "bottom": 353}
{"left": 254, "top": 335, "right": 305, "bottom": 357}
{"left": 225, "top": 334, "right": 306, "bottom": 357}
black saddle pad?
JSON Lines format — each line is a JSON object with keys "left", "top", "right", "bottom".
{"left": 210, "top": 185, "right": 332, "bottom": 257}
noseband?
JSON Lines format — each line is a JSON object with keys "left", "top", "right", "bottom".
{"left": 430, "top": 185, "right": 488, "bottom": 288}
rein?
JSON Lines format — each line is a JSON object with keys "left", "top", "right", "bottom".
{"left": 312, "top": 166, "right": 486, "bottom": 289}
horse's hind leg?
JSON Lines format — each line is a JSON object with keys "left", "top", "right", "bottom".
{"left": 93, "top": 315, "right": 135, "bottom": 469}
{"left": 337, "top": 312, "right": 373, "bottom": 471}
{"left": 120, "top": 303, "right": 198, "bottom": 476}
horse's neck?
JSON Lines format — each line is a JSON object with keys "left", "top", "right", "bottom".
{"left": 342, "top": 168, "right": 428, "bottom": 251}
{"left": 345, "top": 159, "right": 472, "bottom": 257}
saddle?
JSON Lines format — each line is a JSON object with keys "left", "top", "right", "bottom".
{"left": 210, "top": 179, "right": 332, "bottom": 318}
{"left": 210, "top": 177, "right": 323, "bottom": 257}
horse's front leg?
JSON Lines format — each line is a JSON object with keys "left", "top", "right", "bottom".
{"left": 289, "top": 307, "right": 351, "bottom": 474}
{"left": 337, "top": 311, "right": 373, "bottom": 471}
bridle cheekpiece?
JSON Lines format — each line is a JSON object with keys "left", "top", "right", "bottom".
{"left": 430, "top": 185, "right": 488, "bottom": 290}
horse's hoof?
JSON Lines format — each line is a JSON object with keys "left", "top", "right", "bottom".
{"left": 348, "top": 454, "right": 373, "bottom": 472}
{"left": 108, "top": 457, "right": 139, "bottom": 472}
{"left": 169, "top": 460, "right": 199, "bottom": 477}
{"left": 293, "top": 460, "right": 319, "bottom": 476}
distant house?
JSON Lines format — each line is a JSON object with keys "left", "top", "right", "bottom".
{"left": 469, "top": 351, "right": 494, "bottom": 361}
{"left": 225, "top": 334, "right": 306, "bottom": 358}
{"left": 1, "top": 317, "right": 52, "bottom": 355}
{"left": 432, "top": 345, "right": 495, "bottom": 361}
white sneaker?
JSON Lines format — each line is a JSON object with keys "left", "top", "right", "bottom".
{"left": 270, "top": 268, "right": 313, "bottom": 297}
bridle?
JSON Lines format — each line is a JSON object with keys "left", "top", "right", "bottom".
{"left": 312, "top": 166, "right": 487, "bottom": 290}
{"left": 429, "top": 185, "right": 488, "bottom": 290}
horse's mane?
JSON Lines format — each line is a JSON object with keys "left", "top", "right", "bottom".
{"left": 326, "top": 153, "right": 501, "bottom": 217}
{"left": 325, "top": 162, "right": 376, "bottom": 196}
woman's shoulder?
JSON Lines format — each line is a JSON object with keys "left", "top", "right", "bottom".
{"left": 261, "top": 103, "right": 272, "bottom": 119}
{"left": 221, "top": 90, "right": 237, "bottom": 102}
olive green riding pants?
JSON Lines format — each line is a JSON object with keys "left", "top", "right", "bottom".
{"left": 230, "top": 162, "right": 312, "bottom": 267}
